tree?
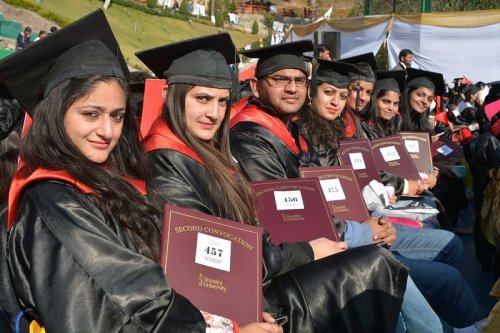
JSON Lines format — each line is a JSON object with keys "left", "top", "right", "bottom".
{"left": 252, "top": 20, "right": 259, "bottom": 35}
{"left": 179, "top": 0, "right": 189, "bottom": 15}
{"left": 146, "top": 0, "right": 157, "bottom": 9}
{"left": 215, "top": 10, "right": 225, "bottom": 27}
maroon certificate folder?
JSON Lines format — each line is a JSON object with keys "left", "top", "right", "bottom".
{"left": 160, "top": 204, "right": 263, "bottom": 325}
{"left": 338, "top": 139, "right": 381, "bottom": 189}
{"left": 371, "top": 135, "right": 421, "bottom": 180}
{"left": 250, "top": 178, "right": 340, "bottom": 244}
{"left": 299, "top": 166, "right": 370, "bottom": 221}
{"left": 431, "top": 137, "right": 464, "bottom": 164}
{"left": 399, "top": 132, "right": 434, "bottom": 175}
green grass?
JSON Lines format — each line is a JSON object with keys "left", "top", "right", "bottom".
{"left": 23, "top": 0, "right": 258, "bottom": 70}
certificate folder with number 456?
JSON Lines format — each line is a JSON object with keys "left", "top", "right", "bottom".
{"left": 160, "top": 204, "right": 263, "bottom": 325}
{"left": 251, "top": 178, "right": 340, "bottom": 244}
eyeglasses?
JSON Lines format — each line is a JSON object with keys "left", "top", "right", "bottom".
{"left": 265, "top": 75, "right": 308, "bottom": 87}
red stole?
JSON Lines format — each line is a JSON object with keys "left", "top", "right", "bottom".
{"left": 142, "top": 117, "right": 205, "bottom": 165}
{"left": 343, "top": 111, "right": 358, "bottom": 138}
{"left": 229, "top": 104, "right": 308, "bottom": 155}
{"left": 8, "top": 168, "right": 146, "bottom": 229}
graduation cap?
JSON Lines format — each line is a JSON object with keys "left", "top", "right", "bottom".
{"left": 136, "top": 33, "right": 239, "bottom": 89}
{"left": 375, "top": 70, "right": 405, "bottom": 94}
{"left": 0, "top": 9, "right": 129, "bottom": 116}
{"left": 406, "top": 68, "right": 445, "bottom": 97}
{"left": 239, "top": 40, "right": 314, "bottom": 79}
{"left": 339, "top": 53, "right": 378, "bottom": 83}
{"left": 316, "top": 60, "right": 359, "bottom": 89}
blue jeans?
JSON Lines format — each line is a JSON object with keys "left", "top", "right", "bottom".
{"left": 397, "top": 276, "right": 443, "bottom": 333}
{"left": 392, "top": 224, "right": 463, "bottom": 267}
{"left": 391, "top": 225, "right": 484, "bottom": 327}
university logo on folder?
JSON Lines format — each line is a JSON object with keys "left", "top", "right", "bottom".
{"left": 250, "top": 178, "right": 340, "bottom": 244}
{"left": 338, "top": 139, "right": 381, "bottom": 189}
{"left": 371, "top": 135, "right": 421, "bottom": 180}
{"left": 160, "top": 204, "right": 263, "bottom": 325}
{"left": 399, "top": 132, "right": 434, "bottom": 175}
{"left": 299, "top": 166, "right": 370, "bottom": 221}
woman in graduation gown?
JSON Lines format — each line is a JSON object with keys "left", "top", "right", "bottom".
{"left": 2, "top": 12, "right": 282, "bottom": 333}
{"left": 138, "top": 34, "right": 408, "bottom": 333}
{"left": 359, "top": 74, "right": 404, "bottom": 140}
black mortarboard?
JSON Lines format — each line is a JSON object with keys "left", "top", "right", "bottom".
{"left": 375, "top": 70, "right": 405, "bottom": 94}
{"left": 0, "top": 9, "right": 128, "bottom": 116}
{"left": 136, "top": 33, "right": 239, "bottom": 89}
{"left": 316, "top": 60, "right": 359, "bottom": 89}
{"left": 406, "top": 68, "right": 445, "bottom": 97}
{"left": 339, "top": 53, "right": 378, "bottom": 83}
{"left": 239, "top": 40, "right": 314, "bottom": 79}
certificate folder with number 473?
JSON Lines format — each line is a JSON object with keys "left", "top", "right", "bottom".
{"left": 160, "top": 204, "right": 263, "bottom": 325}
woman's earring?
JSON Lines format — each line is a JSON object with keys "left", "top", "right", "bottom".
{"left": 307, "top": 98, "right": 312, "bottom": 107}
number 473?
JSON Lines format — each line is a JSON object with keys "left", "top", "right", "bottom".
{"left": 205, "top": 246, "right": 223, "bottom": 257}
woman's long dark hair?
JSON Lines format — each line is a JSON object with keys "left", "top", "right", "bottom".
{"left": 163, "top": 84, "right": 257, "bottom": 226}
{"left": 21, "top": 76, "right": 162, "bottom": 261}
{"left": 400, "top": 86, "right": 433, "bottom": 133}
{"left": 364, "top": 89, "right": 401, "bottom": 137}
{"left": 300, "top": 96, "right": 345, "bottom": 154}
{"left": 0, "top": 130, "right": 20, "bottom": 204}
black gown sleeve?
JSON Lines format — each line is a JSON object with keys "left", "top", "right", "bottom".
{"left": 8, "top": 181, "right": 206, "bottom": 333}
{"left": 0, "top": 98, "right": 23, "bottom": 141}
{"left": 379, "top": 170, "right": 406, "bottom": 196}
{"left": 230, "top": 124, "right": 290, "bottom": 181}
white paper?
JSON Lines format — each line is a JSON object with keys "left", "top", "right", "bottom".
{"left": 349, "top": 152, "right": 366, "bottom": 170}
{"left": 404, "top": 140, "right": 420, "bottom": 153}
{"left": 380, "top": 146, "right": 400, "bottom": 162}
{"left": 274, "top": 190, "right": 304, "bottom": 210}
{"left": 437, "top": 145, "right": 453, "bottom": 156}
{"left": 195, "top": 233, "right": 231, "bottom": 272}
{"left": 319, "top": 178, "right": 346, "bottom": 201}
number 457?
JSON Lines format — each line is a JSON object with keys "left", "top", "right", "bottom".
{"left": 205, "top": 246, "right": 223, "bottom": 257}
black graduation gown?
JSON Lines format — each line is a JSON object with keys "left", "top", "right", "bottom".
{"left": 147, "top": 121, "right": 408, "bottom": 333}
{"left": 8, "top": 180, "right": 206, "bottom": 333}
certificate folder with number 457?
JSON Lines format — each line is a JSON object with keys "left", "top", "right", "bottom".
{"left": 160, "top": 204, "right": 263, "bottom": 325}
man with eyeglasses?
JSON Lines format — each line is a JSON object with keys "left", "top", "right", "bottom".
{"left": 230, "top": 40, "right": 318, "bottom": 180}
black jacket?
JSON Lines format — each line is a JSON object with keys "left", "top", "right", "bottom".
{"left": 8, "top": 180, "right": 206, "bottom": 333}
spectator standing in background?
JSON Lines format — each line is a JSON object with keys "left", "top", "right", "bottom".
{"left": 34, "top": 30, "right": 47, "bottom": 42}
{"left": 16, "top": 27, "right": 32, "bottom": 51}
{"left": 391, "top": 49, "right": 413, "bottom": 72}
{"left": 316, "top": 44, "right": 331, "bottom": 60}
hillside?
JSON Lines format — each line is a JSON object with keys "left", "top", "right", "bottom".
{"left": 0, "top": 0, "right": 259, "bottom": 70}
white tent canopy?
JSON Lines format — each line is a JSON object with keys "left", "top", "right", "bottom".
{"left": 286, "top": 10, "right": 500, "bottom": 83}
